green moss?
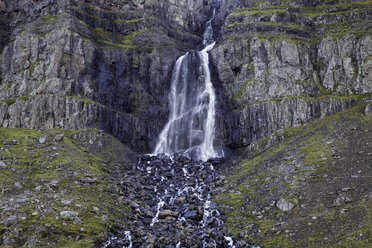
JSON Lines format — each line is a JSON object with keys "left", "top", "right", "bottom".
{"left": 217, "top": 102, "right": 372, "bottom": 247}
{"left": 29, "top": 59, "right": 45, "bottom": 76}
{"left": 75, "top": 18, "right": 89, "bottom": 27}
{"left": 301, "top": 135, "right": 332, "bottom": 166}
{"left": 92, "top": 28, "right": 153, "bottom": 49}
{"left": 233, "top": 1, "right": 372, "bottom": 17}
{"left": 246, "top": 94, "right": 368, "bottom": 106}
{"left": 262, "top": 234, "right": 296, "bottom": 248}
{"left": 234, "top": 78, "right": 254, "bottom": 99}
{"left": 3, "top": 95, "right": 34, "bottom": 106}
{"left": 114, "top": 17, "right": 155, "bottom": 23}
{"left": 226, "top": 21, "right": 307, "bottom": 31}
{"left": 0, "top": 127, "right": 132, "bottom": 246}
{"left": 42, "top": 15, "right": 58, "bottom": 25}
{"left": 5, "top": 81, "right": 13, "bottom": 89}
{"left": 230, "top": 8, "right": 286, "bottom": 16}
{"left": 363, "top": 55, "right": 372, "bottom": 64}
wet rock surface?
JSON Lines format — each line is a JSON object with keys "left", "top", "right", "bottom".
{"left": 101, "top": 154, "right": 259, "bottom": 248}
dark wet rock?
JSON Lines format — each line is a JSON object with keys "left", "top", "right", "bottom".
{"left": 100, "top": 154, "right": 253, "bottom": 247}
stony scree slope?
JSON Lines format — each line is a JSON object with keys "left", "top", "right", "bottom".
{"left": 214, "top": 103, "right": 372, "bottom": 247}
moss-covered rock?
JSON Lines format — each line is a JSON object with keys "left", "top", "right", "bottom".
{"left": 215, "top": 103, "right": 372, "bottom": 247}
{"left": 0, "top": 128, "right": 134, "bottom": 247}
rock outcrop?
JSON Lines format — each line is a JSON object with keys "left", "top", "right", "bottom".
{"left": 0, "top": 0, "right": 220, "bottom": 152}
{"left": 211, "top": 0, "right": 372, "bottom": 148}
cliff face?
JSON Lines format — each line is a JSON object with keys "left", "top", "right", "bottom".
{"left": 0, "top": 0, "right": 371, "bottom": 152}
{"left": 211, "top": 0, "right": 372, "bottom": 148}
{"left": 0, "top": 0, "right": 225, "bottom": 152}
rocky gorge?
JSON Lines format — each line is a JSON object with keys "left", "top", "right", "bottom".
{"left": 0, "top": 0, "right": 371, "bottom": 247}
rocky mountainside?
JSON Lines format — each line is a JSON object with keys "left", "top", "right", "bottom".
{"left": 215, "top": 102, "right": 372, "bottom": 247}
{"left": 0, "top": 0, "right": 371, "bottom": 247}
{"left": 211, "top": 0, "right": 372, "bottom": 148}
{"left": 0, "top": 0, "right": 234, "bottom": 152}
{"left": 1, "top": 0, "right": 371, "bottom": 153}
{"left": 0, "top": 128, "right": 136, "bottom": 247}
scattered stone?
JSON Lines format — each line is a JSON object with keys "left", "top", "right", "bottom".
{"left": 39, "top": 136, "right": 47, "bottom": 144}
{"left": 79, "top": 175, "right": 98, "bottom": 184}
{"left": 74, "top": 217, "right": 83, "bottom": 224}
{"left": 174, "top": 196, "right": 186, "bottom": 204}
{"left": 60, "top": 211, "right": 79, "bottom": 219}
{"left": 14, "top": 182, "right": 23, "bottom": 189}
{"left": 277, "top": 198, "right": 295, "bottom": 211}
{"left": 53, "top": 134, "right": 64, "bottom": 142}
{"left": 341, "top": 187, "right": 351, "bottom": 192}
{"left": 129, "top": 201, "right": 139, "bottom": 209}
{"left": 61, "top": 199, "right": 72, "bottom": 205}
{"left": 0, "top": 161, "right": 6, "bottom": 169}
{"left": 158, "top": 210, "right": 178, "bottom": 219}
{"left": 333, "top": 196, "right": 353, "bottom": 206}
{"left": 0, "top": 216, "right": 18, "bottom": 227}
{"left": 49, "top": 179, "right": 59, "bottom": 188}
{"left": 101, "top": 215, "right": 109, "bottom": 223}
{"left": 365, "top": 103, "right": 372, "bottom": 116}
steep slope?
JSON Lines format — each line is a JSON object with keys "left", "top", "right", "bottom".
{"left": 214, "top": 102, "right": 372, "bottom": 247}
{"left": 0, "top": 128, "right": 136, "bottom": 247}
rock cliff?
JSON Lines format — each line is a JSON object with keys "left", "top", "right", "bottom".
{"left": 211, "top": 0, "right": 372, "bottom": 148}
{"left": 0, "top": 0, "right": 223, "bottom": 152}
{"left": 1, "top": 0, "right": 370, "bottom": 153}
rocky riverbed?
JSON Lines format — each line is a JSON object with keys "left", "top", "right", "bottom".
{"left": 101, "top": 154, "right": 260, "bottom": 248}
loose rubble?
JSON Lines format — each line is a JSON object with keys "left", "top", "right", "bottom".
{"left": 101, "top": 154, "right": 259, "bottom": 248}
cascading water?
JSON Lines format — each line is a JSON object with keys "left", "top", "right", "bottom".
{"left": 101, "top": 1, "right": 261, "bottom": 247}
{"left": 154, "top": 5, "right": 220, "bottom": 161}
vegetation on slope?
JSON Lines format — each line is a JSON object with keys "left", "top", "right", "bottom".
{"left": 215, "top": 103, "right": 372, "bottom": 247}
{"left": 0, "top": 128, "right": 134, "bottom": 247}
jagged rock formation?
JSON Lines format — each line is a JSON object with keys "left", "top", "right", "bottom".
{"left": 1, "top": 0, "right": 370, "bottom": 153}
{"left": 0, "top": 0, "right": 225, "bottom": 152}
{"left": 212, "top": 0, "right": 372, "bottom": 148}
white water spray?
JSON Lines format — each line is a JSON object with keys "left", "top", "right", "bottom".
{"left": 154, "top": 7, "right": 220, "bottom": 161}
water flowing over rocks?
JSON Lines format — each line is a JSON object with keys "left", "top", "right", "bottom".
{"left": 154, "top": 1, "right": 222, "bottom": 161}
{"left": 101, "top": 154, "right": 259, "bottom": 248}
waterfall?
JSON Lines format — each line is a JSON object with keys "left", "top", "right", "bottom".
{"left": 154, "top": 6, "right": 220, "bottom": 161}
